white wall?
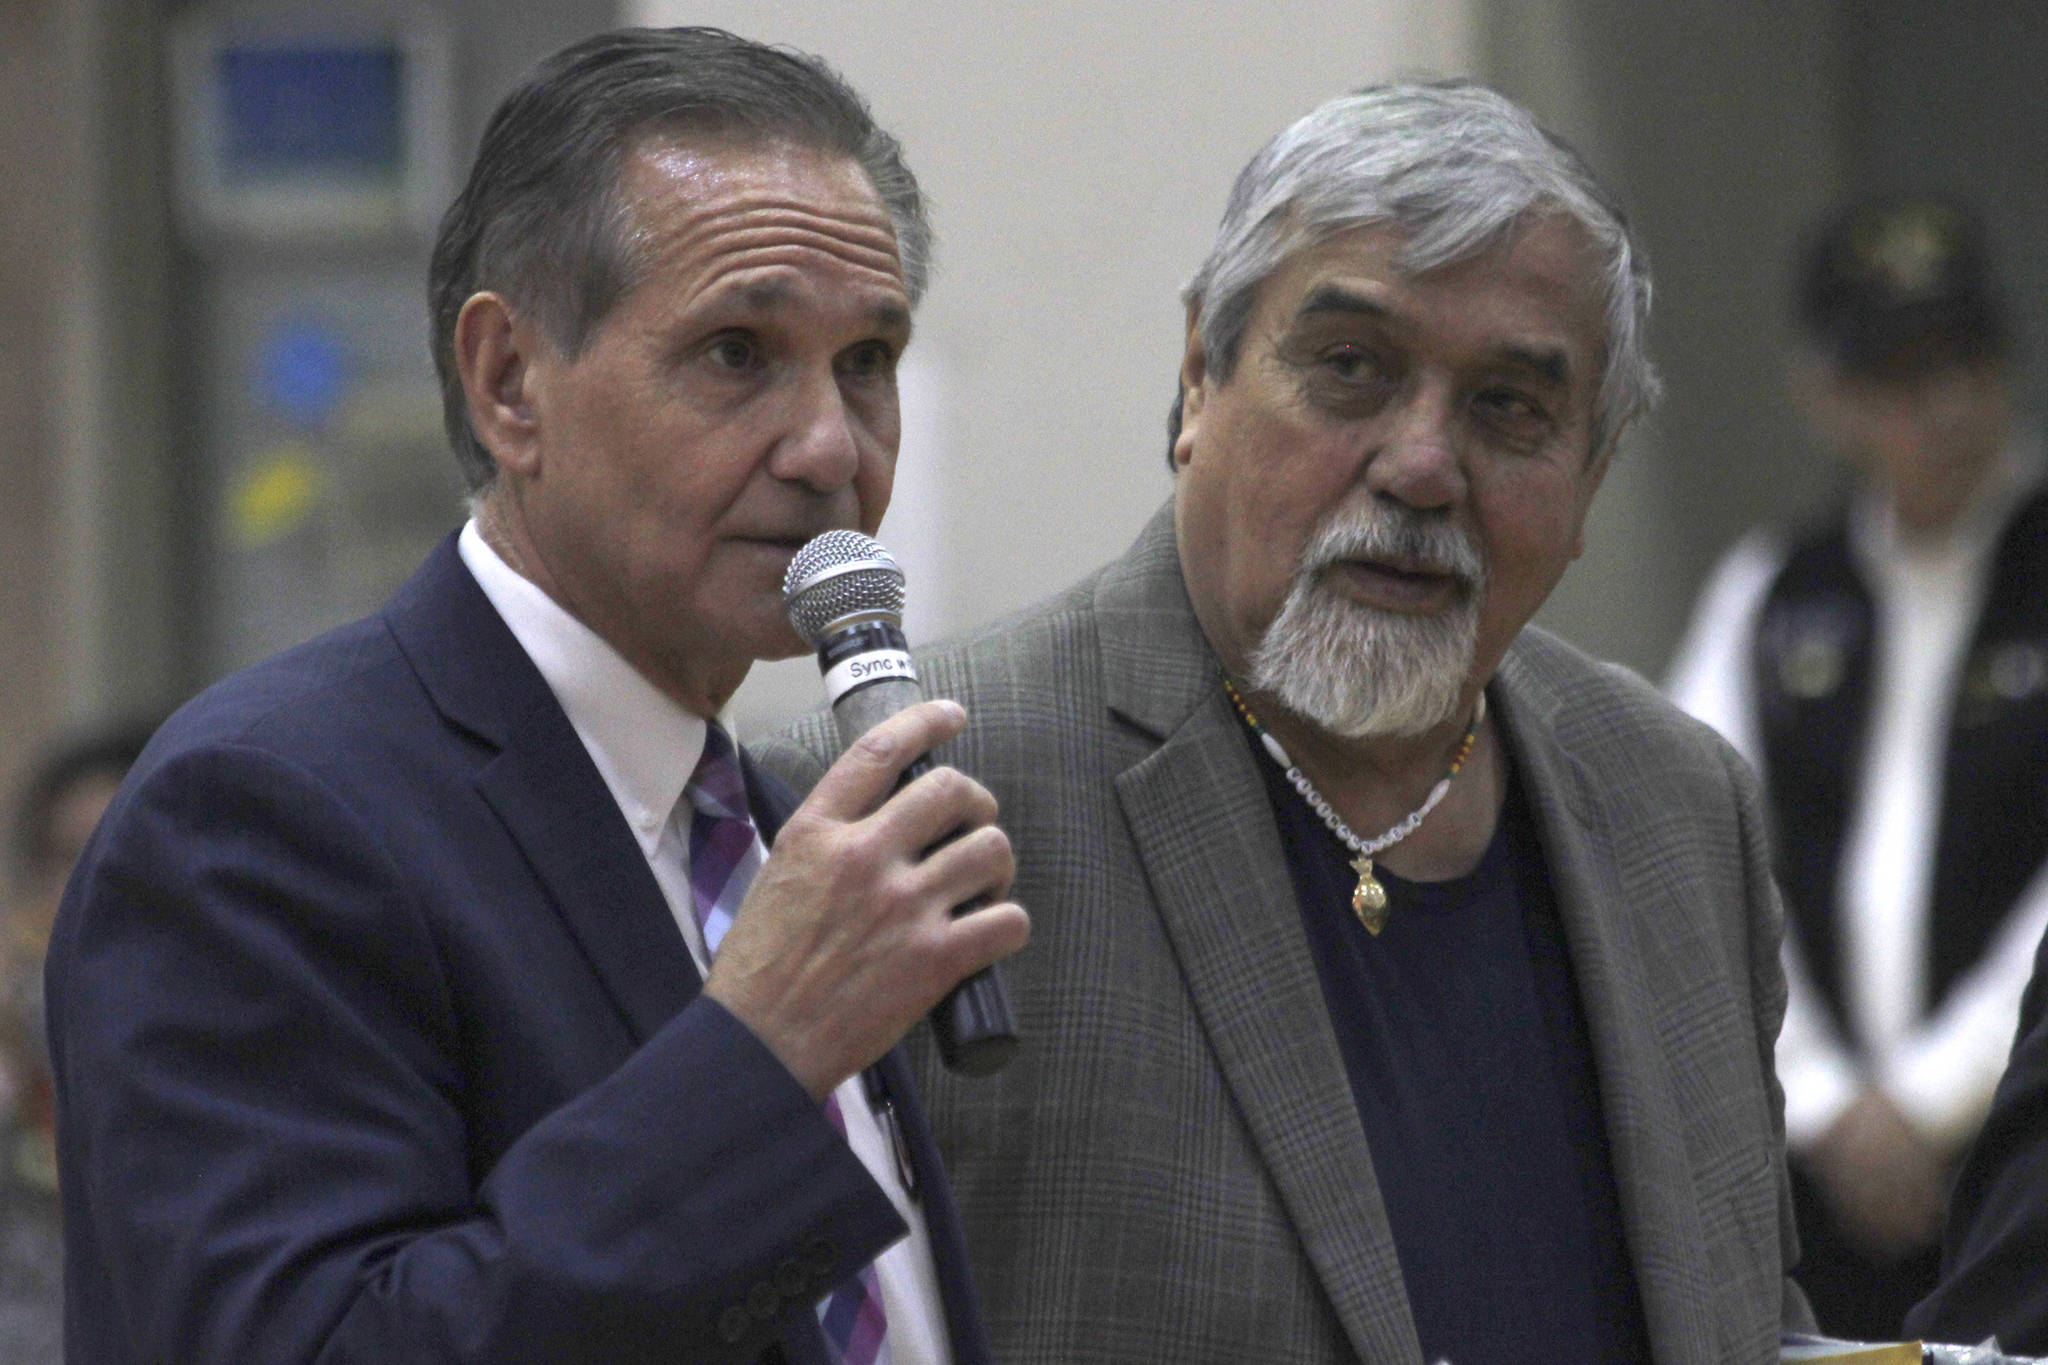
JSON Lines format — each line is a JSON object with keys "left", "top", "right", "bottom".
{"left": 626, "top": 2, "right": 1477, "bottom": 736}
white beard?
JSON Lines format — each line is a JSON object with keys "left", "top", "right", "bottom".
{"left": 1247, "top": 501, "right": 1486, "bottom": 739}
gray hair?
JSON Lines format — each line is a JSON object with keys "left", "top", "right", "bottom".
{"left": 429, "top": 27, "right": 931, "bottom": 492}
{"left": 1176, "top": 79, "right": 1658, "bottom": 462}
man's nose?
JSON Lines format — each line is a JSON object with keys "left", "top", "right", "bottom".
{"left": 1363, "top": 385, "right": 1465, "bottom": 509}
{"left": 769, "top": 365, "right": 864, "bottom": 492}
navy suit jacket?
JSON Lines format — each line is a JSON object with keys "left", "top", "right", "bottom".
{"left": 47, "top": 537, "right": 992, "bottom": 1365}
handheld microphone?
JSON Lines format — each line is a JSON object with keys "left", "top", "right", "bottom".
{"left": 783, "top": 530, "right": 1020, "bottom": 1077}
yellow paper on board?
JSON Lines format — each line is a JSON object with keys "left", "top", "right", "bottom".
{"left": 1780, "top": 1343, "right": 1922, "bottom": 1364}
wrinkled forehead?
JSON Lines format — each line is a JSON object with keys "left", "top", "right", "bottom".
{"left": 619, "top": 130, "right": 896, "bottom": 235}
{"left": 607, "top": 134, "right": 908, "bottom": 306}
{"left": 1269, "top": 213, "right": 1609, "bottom": 346}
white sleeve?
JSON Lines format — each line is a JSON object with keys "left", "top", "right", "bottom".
{"left": 1668, "top": 533, "right": 1866, "bottom": 1148}
{"left": 1778, "top": 927, "right": 1866, "bottom": 1150}
{"left": 1663, "top": 532, "right": 1788, "bottom": 772}
{"left": 1883, "top": 860, "right": 2048, "bottom": 1152}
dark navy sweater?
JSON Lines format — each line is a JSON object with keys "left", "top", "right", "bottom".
{"left": 1257, "top": 747, "right": 1653, "bottom": 1365}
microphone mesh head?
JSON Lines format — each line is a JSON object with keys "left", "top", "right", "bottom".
{"left": 783, "top": 530, "right": 907, "bottom": 645}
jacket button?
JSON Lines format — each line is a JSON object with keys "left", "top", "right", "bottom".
{"left": 775, "top": 1255, "right": 809, "bottom": 1297}
{"left": 716, "top": 1303, "right": 751, "bottom": 1344}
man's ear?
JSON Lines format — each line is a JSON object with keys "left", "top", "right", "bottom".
{"left": 453, "top": 292, "right": 545, "bottom": 480}
{"left": 1173, "top": 303, "right": 1209, "bottom": 470}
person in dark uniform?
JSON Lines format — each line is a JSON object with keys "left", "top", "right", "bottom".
{"left": 1667, "top": 194, "right": 2046, "bottom": 1341}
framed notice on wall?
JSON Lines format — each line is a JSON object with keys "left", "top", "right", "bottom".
{"left": 170, "top": 6, "right": 453, "bottom": 246}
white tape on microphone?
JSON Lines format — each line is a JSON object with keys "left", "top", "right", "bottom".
{"left": 821, "top": 649, "right": 917, "bottom": 705}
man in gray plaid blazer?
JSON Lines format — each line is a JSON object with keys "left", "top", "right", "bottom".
{"left": 759, "top": 81, "right": 1812, "bottom": 1364}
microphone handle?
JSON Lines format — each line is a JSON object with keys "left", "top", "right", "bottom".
{"left": 830, "top": 671, "right": 1020, "bottom": 1077}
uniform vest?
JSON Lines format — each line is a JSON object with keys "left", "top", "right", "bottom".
{"left": 1751, "top": 490, "right": 2048, "bottom": 1047}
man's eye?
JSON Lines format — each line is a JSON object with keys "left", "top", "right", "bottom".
{"left": 1478, "top": 387, "right": 1542, "bottom": 420}
{"left": 1321, "top": 345, "right": 1376, "bottom": 381}
{"left": 1473, "top": 387, "right": 1555, "bottom": 442}
{"left": 706, "top": 334, "right": 759, "bottom": 371}
{"left": 1294, "top": 341, "right": 1395, "bottom": 416}
{"left": 838, "top": 340, "right": 898, "bottom": 382}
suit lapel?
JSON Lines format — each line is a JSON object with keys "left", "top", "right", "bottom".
{"left": 386, "top": 537, "right": 701, "bottom": 1044}
{"left": 1494, "top": 645, "right": 1719, "bottom": 1365}
{"left": 475, "top": 717, "right": 703, "bottom": 1041}
{"left": 1117, "top": 710, "right": 1425, "bottom": 1363}
{"left": 1100, "top": 505, "right": 1424, "bottom": 1363}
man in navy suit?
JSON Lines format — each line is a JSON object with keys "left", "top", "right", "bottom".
{"left": 46, "top": 27, "right": 1026, "bottom": 1364}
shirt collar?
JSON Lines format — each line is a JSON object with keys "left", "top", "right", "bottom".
{"left": 457, "top": 519, "right": 706, "bottom": 859}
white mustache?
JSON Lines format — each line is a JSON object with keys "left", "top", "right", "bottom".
{"left": 1300, "top": 504, "right": 1486, "bottom": 592}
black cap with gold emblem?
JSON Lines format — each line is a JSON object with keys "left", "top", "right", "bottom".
{"left": 1797, "top": 194, "right": 2009, "bottom": 377}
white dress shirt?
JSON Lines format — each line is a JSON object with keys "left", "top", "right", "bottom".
{"left": 458, "top": 520, "right": 953, "bottom": 1364}
{"left": 1666, "top": 438, "right": 2048, "bottom": 1152}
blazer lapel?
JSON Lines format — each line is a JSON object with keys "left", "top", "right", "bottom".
{"left": 1493, "top": 645, "right": 1719, "bottom": 1365}
{"left": 386, "top": 537, "right": 701, "bottom": 1044}
{"left": 1099, "top": 505, "right": 1424, "bottom": 1364}
{"left": 476, "top": 718, "right": 702, "bottom": 1042}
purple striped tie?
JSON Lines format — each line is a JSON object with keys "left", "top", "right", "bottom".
{"left": 684, "top": 724, "right": 891, "bottom": 1365}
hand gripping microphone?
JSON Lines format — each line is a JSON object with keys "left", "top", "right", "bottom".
{"left": 783, "top": 530, "right": 1020, "bottom": 1077}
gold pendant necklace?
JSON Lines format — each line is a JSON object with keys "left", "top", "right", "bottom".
{"left": 1349, "top": 854, "right": 1391, "bottom": 931}
{"left": 1225, "top": 681, "right": 1482, "bottom": 935}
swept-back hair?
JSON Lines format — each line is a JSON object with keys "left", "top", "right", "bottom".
{"left": 1175, "top": 79, "right": 1658, "bottom": 462}
{"left": 429, "top": 26, "right": 930, "bottom": 491}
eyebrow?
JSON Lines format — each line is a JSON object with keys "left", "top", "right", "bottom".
{"left": 723, "top": 277, "right": 914, "bottom": 337}
{"left": 1497, "top": 344, "right": 1571, "bottom": 388}
{"left": 1295, "top": 283, "right": 1391, "bottom": 321}
{"left": 868, "top": 299, "right": 914, "bottom": 337}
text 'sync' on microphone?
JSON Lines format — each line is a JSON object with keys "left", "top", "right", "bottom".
{"left": 783, "top": 530, "right": 1020, "bottom": 1077}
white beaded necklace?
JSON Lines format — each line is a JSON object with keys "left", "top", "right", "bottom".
{"left": 1225, "top": 680, "right": 1485, "bottom": 935}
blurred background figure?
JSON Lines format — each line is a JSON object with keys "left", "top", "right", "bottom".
{"left": 1666, "top": 195, "right": 2048, "bottom": 1341}
{"left": 0, "top": 720, "right": 152, "bottom": 1361}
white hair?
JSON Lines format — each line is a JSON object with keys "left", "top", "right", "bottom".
{"left": 1182, "top": 80, "right": 1660, "bottom": 460}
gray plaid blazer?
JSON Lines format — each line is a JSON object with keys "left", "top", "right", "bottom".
{"left": 754, "top": 500, "right": 1810, "bottom": 1364}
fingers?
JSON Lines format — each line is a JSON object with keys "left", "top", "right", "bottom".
{"left": 884, "top": 764, "right": 1002, "bottom": 860}
{"left": 871, "top": 897, "right": 1029, "bottom": 1040}
{"left": 703, "top": 698, "right": 1026, "bottom": 1097}
{"left": 803, "top": 699, "right": 968, "bottom": 820}
{"left": 906, "top": 820, "right": 1015, "bottom": 911}
{"left": 795, "top": 697, "right": 1007, "bottom": 893}
{"left": 935, "top": 900, "right": 1031, "bottom": 982}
